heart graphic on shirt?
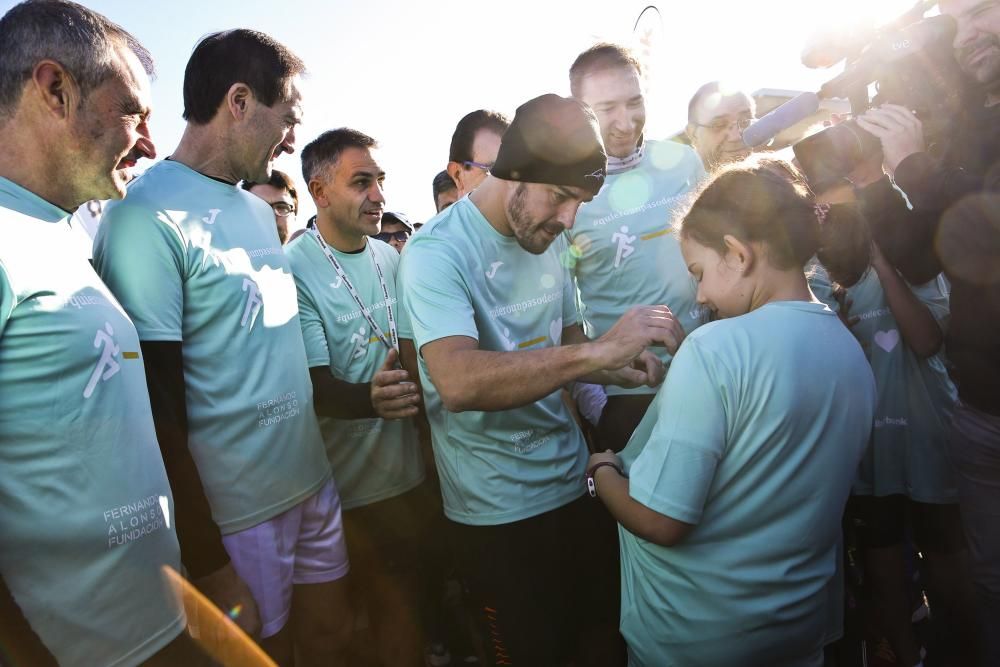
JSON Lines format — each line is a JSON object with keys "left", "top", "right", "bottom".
{"left": 874, "top": 329, "right": 900, "bottom": 353}
{"left": 549, "top": 318, "right": 563, "bottom": 345}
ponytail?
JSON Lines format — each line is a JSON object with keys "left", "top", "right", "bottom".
{"left": 680, "top": 157, "right": 871, "bottom": 286}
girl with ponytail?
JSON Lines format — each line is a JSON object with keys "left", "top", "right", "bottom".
{"left": 587, "top": 158, "right": 877, "bottom": 666}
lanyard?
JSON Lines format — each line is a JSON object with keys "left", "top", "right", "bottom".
{"left": 308, "top": 227, "right": 398, "bottom": 352}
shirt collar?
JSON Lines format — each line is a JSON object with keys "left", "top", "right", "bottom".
{"left": 0, "top": 176, "right": 72, "bottom": 223}
{"left": 606, "top": 140, "right": 645, "bottom": 176}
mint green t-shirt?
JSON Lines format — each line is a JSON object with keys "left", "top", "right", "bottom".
{"left": 0, "top": 178, "right": 184, "bottom": 666}
{"left": 618, "top": 301, "right": 875, "bottom": 667}
{"left": 815, "top": 268, "right": 958, "bottom": 503}
{"left": 399, "top": 198, "right": 587, "bottom": 525}
{"left": 567, "top": 140, "right": 706, "bottom": 396}
{"left": 286, "top": 233, "right": 423, "bottom": 510}
{"left": 93, "top": 161, "right": 331, "bottom": 534}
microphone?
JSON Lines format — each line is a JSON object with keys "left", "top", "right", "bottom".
{"left": 741, "top": 92, "right": 820, "bottom": 148}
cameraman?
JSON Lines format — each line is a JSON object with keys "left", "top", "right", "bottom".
{"left": 853, "top": 2, "right": 1000, "bottom": 664}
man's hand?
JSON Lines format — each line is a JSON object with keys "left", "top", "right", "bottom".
{"left": 371, "top": 347, "right": 420, "bottom": 420}
{"left": 601, "top": 349, "right": 665, "bottom": 389}
{"left": 594, "top": 305, "right": 685, "bottom": 370}
{"left": 192, "top": 562, "right": 261, "bottom": 639}
{"left": 855, "top": 104, "right": 926, "bottom": 178}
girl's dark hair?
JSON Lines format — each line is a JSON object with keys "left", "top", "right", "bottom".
{"left": 679, "top": 157, "right": 871, "bottom": 287}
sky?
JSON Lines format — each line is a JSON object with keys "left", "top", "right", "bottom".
{"left": 7, "top": 0, "right": 923, "bottom": 227}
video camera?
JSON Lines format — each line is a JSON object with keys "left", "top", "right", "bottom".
{"left": 792, "top": 5, "right": 966, "bottom": 191}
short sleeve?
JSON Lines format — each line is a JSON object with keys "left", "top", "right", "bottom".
{"left": 382, "top": 243, "right": 412, "bottom": 341}
{"left": 628, "top": 336, "right": 728, "bottom": 525}
{"left": 399, "top": 240, "right": 477, "bottom": 351}
{"left": 93, "top": 201, "right": 186, "bottom": 341}
{"left": 293, "top": 274, "right": 331, "bottom": 368}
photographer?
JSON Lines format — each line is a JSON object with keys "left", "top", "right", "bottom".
{"left": 850, "top": 2, "right": 1000, "bottom": 664}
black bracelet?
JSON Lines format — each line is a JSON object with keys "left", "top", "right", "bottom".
{"left": 586, "top": 461, "right": 623, "bottom": 497}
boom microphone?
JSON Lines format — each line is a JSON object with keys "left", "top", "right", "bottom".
{"left": 741, "top": 92, "right": 820, "bottom": 148}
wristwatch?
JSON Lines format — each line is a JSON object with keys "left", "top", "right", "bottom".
{"left": 586, "top": 461, "right": 624, "bottom": 497}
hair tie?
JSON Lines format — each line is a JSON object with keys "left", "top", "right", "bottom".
{"left": 814, "top": 203, "right": 831, "bottom": 226}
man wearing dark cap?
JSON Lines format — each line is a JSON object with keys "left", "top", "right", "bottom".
{"left": 372, "top": 210, "right": 413, "bottom": 253}
{"left": 399, "top": 94, "right": 684, "bottom": 667}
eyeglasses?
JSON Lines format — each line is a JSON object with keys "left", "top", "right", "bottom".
{"left": 693, "top": 116, "right": 754, "bottom": 133}
{"left": 462, "top": 161, "right": 493, "bottom": 172}
{"left": 270, "top": 202, "right": 295, "bottom": 218}
{"left": 374, "top": 230, "right": 410, "bottom": 244}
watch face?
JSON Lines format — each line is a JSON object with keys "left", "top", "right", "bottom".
{"left": 587, "top": 476, "right": 597, "bottom": 497}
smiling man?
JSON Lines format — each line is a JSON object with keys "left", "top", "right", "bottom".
{"left": 0, "top": 1, "right": 208, "bottom": 665}
{"left": 400, "top": 93, "right": 684, "bottom": 666}
{"left": 93, "top": 30, "right": 351, "bottom": 666}
{"left": 686, "top": 81, "right": 756, "bottom": 171}
{"left": 566, "top": 43, "right": 706, "bottom": 453}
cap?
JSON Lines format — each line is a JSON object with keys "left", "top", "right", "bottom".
{"left": 380, "top": 211, "right": 414, "bottom": 232}
{"left": 491, "top": 94, "right": 607, "bottom": 195}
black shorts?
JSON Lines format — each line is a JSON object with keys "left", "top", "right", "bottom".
{"left": 449, "top": 494, "right": 621, "bottom": 667}
{"left": 851, "top": 494, "right": 965, "bottom": 553}
{"left": 343, "top": 481, "right": 438, "bottom": 579}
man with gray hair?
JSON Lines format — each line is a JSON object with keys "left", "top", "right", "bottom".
{"left": 685, "top": 81, "right": 757, "bottom": 171}
{"left": 0, "top": 1, "right": 211, "bottom": 664}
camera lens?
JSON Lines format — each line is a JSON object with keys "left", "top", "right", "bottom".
{"left": 793, "top": 120, "right": 883, "bottom": 191}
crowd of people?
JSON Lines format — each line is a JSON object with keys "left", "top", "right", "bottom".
{"left": 1, "top": 1, "right": 998, "bottom": 666}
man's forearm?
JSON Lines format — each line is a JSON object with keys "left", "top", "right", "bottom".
{"left": 309, "top": 366, "right": 377, "bottom": 419}
{"left": 428, "top": 340, "right": 604, "bottom": 413}
{"left": 399, "top": 339, "right": 433, "bottom": 442}
{"left": 894, "top": 151, "right": 982, "bottom": 213}
{"left": 141, "top": 341, "right": 229, "bottom": 580}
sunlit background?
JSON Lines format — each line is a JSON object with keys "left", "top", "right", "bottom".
{"left": 15, "top": 0, "right": 925, "bottom": 226}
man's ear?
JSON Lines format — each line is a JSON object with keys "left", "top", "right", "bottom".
{"left": 225, "top": 83, "right": 253, "bottom": 122}
{"left": 446, "top": 161, "right": 464, "bottom": 196}
{"left": 685, "top": 123, "right": 698, "bottom": 146}
{"left": 30, "top": 59, "right": 80, "bottom": 120}
{"left": 722, "top": 233, "right": 755, "bottom": 274}
{"left": 308, "top": 177, "right": 328, "bottom": 209}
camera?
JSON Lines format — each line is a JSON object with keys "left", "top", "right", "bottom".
{"left": 793, "top": 14, "right": 966, "bottom": 191}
